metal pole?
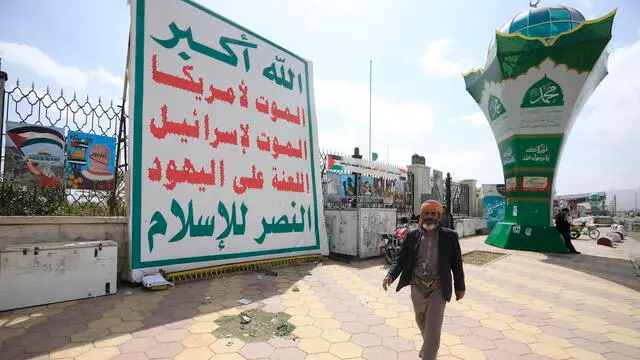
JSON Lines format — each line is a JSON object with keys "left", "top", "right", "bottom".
{"left": 368, "top": 60, "right": 372, "bottom": 160}
{"left": 0, "top": 63, "right": 7, "bottom": 202}
{"left": 111, "top": 27, "right": 131, "bottom": 216}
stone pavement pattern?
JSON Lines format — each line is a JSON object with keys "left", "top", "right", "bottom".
{"left": 1, "top": 235, "right": 639, "bottom": 360}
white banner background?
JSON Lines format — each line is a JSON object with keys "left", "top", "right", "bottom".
{"left": 128, "top": 0, "right": 327, "bottom": 281}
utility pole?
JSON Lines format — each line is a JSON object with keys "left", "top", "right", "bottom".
{"left": 368, "top": 60, "right": 372, "bottom": 160}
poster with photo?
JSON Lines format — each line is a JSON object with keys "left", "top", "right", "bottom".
{"left": 4, "top": 122, "right": 65, "bottom": 187}
{"left": 65, "top": 131, "right": 117, "bottom": 191}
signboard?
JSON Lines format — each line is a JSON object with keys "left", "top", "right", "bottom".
{"left": 481, "top": 184, "right": 506, "bottom": 230}
{"left": 4, "top": 122, "right": 65, "bottom": 187}
{"left": 521, "top": 176, "right": 549, "bottom": 192}
{"left": 128, "top": 0, "right": 327, "bottom": 280}
{"left": 325, "top": 153, "right": 407, "bottom": 180}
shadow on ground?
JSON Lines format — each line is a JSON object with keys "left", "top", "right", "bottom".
{"left": 0, "top": 263, "right": 318, "bottom": 360}
{"left": 539, "top": 252, "right": 640, "bottom": 292}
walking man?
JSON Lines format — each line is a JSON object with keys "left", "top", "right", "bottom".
{"left": 555, "top": 208, "right": 580, "bottom": 254}
{"left": 382, "top": 200, "right": 465, "bottom": 359}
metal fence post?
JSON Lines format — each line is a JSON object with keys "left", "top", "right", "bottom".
{"left": 0, "top": 67, "right": 7, "bottom": 165}
{"left": 445, "top": 172, "right": 453, "bottom": 228}
{"left": 0, "top": 67, "right": 7, "bottom": 207}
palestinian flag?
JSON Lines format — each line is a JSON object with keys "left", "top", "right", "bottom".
{"left": 326, "top": 154, "right": 344, "bottom": 171}
{"left": 6, "top": 125, "right": 65, "bottom": 150}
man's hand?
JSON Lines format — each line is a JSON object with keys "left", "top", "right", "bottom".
{"left": 455, "top": 291, "right": 465, "bottom": 301}
{"left": 382, "top": 277, "right": 393, "bottom": 291}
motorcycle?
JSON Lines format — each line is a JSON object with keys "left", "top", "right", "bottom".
{"left": 380, "top": 216, "right": 419, "bottom": 264}
{"left": 569, "top": 223, "right": 600, "bottom": 240}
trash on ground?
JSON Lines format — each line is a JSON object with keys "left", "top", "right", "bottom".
{"left": 124, "top": 291, "right": 133, "bottom": 296}
{"left": 214, "top": 309, "right": 296, "bottom": 342}
{"left": 226, "top": 341, "right": 233, "bottom": 346}
{"left": 292, "top": 286, "right": 300, "bottom": 292}
{"left": 361, "top": 297, "right": 369, "bottom": 304}
{"left": 141, "top": 273, "right": 174, "bottom": 290}
{"left": 305, "top": 271, "right": 313, "bottom": 276}
{"left": 256, "top": 274, "right": 263, "bottom": 280}
{"left": 264, "top": 269, "right": 278, "bottom": 277}
{"left": 238, "top": 298, "right": 253, "bottom": 305}
{"left": 203, "top": 296, "right": 213, "bottom": 304}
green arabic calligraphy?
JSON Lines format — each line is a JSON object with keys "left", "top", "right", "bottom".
{"left": 262, "top": 56, "right": 303, "bottom": 93}
{"left": 254, "top": 201, "right": 311, "bottom": 244}
{"left": 488, "top": 95, "right": 506, "bottom": 121}
{"left": 151, "top": 22, "right": 258, "bottom": 72}
{"left": 217, "top": 201, "right": 248, "bottom": 240}
{"left": 147, "top": 199, "right": 244, "bottom": 252}
{"left": 147, "top": 200, "right": 313, "bottom": 252}
{"left": 521, "top": 76, "right": 565, "bottom": 108}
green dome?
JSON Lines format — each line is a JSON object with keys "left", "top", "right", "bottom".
{"left": 500, "top": 5, "right": 586, "bottom": 38}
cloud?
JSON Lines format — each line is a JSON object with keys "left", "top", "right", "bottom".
{"left": 0, "top": 42, "right": 123, "bottom": 92}
{"left": 92, "top": 68, "right": 124, "bottom": 87}
{"left": 417, "top": 38, "right": 475, "bottom": 78}
{"left": 201, "top": 0, "right": 392, "bottom": 36}
{"left": 582, "top": 0, "right": 593, "bottom": 9}
{"left": 447, "top": 111, "right": 487, "bottom": 125}
{"left": 427, "top": 148, "right": 501, "bottom": 183}
{"left": 314, "top": 79, "right": 437, "bottom": 164}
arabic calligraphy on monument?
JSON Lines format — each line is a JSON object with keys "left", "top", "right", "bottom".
{"left": 521, "top": 76, "right": 565, "bottom": 108}
{"left": 501, "top": 147, "right": 515, "bottom": 166}
{"left": 488, "top": 95, "right": 506, "bottom": 121}
{"left": 522, "top": 143, "right": 551, "bottom": 162}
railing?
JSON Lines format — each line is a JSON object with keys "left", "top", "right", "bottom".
{"left": 0, "top": 79, "right": 127, "bottom": 216}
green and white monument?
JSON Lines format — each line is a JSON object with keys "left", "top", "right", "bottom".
{"left": 463, "top": 3, "right": 615, "bottom": 253}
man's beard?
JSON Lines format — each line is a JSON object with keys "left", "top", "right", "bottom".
{"left": 422, "top": 219, "right": 438, "bottom": 231}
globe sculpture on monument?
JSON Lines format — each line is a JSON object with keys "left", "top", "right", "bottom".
{"left": 463, "top": 1, "right": 615, "bottom": 252}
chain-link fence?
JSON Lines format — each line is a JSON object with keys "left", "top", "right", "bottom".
{"left": 0, "top": 78, "right": 127, "bottom": 216}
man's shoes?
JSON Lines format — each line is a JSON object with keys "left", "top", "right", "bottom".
{"left": 569, "top": 250, "right": 581, "bottom": 254}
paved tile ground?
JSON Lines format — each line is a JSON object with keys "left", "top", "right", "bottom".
{"left": 1, "top": 234, "right": 639, "bottom": 360}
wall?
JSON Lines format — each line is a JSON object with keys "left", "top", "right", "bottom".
{"left": 0, "top": 217, "right": 129, "bottom": 280}
{"left": 407, "top": 164, "right": 430, "bottom": 215}
{"left": 357, "top": 208, "right": 396, "bottom": 258}
{"left": 324, "top": 208, "right": 396, "bottom": 258}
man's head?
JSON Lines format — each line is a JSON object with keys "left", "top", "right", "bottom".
{"left": 562, "top": 208, "right": 570, "bottom": 214}
{"left": 419, "top": 200, "right": 443, "bottom": 231}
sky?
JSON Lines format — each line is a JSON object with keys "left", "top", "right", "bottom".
{"left": 1, "top": 0, "right": 639, "bottom": 195}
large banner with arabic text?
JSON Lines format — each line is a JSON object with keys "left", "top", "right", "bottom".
{"left": 128, "top": 0, "right": 327, "bottom": 281}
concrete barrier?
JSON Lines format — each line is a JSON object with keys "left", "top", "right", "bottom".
{"left": 453, "top": 217, "right": 487, "bottom": 237}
